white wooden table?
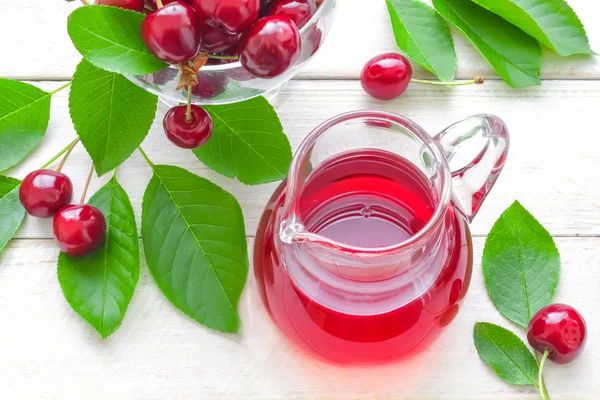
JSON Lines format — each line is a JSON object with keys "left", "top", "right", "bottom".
{"left": 1, "top": 1, "right": 599, "bottom": 398}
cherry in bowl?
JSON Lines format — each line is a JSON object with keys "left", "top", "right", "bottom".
{"left": 270, "top": 0, "right": 317, "bottom": 29}
{"left": 141, "top": 2, "right": 203, "bottom": 64}
{"left": 192, "top": 0, "right": 260, "bottom": 35}
{"left": 239, "top": 15, "right": 301, "bottom": 78}
{"left": 96, "top": 0, "right": 145, "bottom": 11}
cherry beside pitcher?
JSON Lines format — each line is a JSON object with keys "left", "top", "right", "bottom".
{"left": 254, "top": 111, "right": 509, "bottom": 364}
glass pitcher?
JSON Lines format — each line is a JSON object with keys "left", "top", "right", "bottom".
{"left": 254, "top": 111, "right": 509, "bottom": 364}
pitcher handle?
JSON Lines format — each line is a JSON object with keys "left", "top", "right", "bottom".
{"left": 434, "top": 114, "right": 510, "bottom": 223}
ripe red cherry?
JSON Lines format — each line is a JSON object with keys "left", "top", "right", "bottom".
{"left": 270, "top": 0, "right": 317, "bottom": 29}
{"left": 191, "top": 72, "right": 229, "bottom": 99}
{"left": 96, "top": 0, "right": 144, "bottom": 11}
{"left": 239, "top": 16, "right": 301, "bottom": 78}
{"left": 198, "top": 20, "right": 241, "bottom": 53}
{"left": 527, "top": 304, "right": 587, "bottom": 364}
{"left": 141, "top": 2, "right": 203, "bottom": 64}
{"left": 53, "top": 205, "right": 107, "bottom": 257}
{"left": 191, "top": 0, "right": 260, "bottom": 35}
{"left": 19, "top": 170, "right": 73, "bottom": 218}
{"left": 361, "top": 53, "right": 413, "bottom": 101}
{"left": 299, "top": 24, "right": 322, "bottom": 62}
{"left": 163, "top": 105, "right": 213, "bottom": 149}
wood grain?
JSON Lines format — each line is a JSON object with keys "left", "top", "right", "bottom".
{"left": 6, "top": 80, "right": 600, "bottom": 239}
{"left": 1, "top": 0, "right": 598, "bottom": 81}
{"left": 0, "top": 237, "right": 596, "bottom": 400}
{"left": 2, "top": 1, "right": 600, "bottom": 397}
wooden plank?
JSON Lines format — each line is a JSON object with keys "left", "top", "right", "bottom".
{"left": 6, "top": 80, "right": 600, "bottom": 239}
{"left": 1, "top": 0, "right": 599, "bottom": 81}
{"left": 0, "top": 237, "right": 596, "bottom": 399}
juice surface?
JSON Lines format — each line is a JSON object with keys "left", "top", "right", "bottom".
{"left": 254, "top": 150, "right": 473, "bottom": 364}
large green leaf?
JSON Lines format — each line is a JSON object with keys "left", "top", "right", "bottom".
{"left": 385, "top": 0, "right": 456, "bottom": 82}
{"left": 67, "top": 5, "right": 168, "bottom": 75}
{"left": 471, "top": 0, "right": 594, "bottom": 56}
{"left": 433, "top": 0, "right": 542, "bottom": 88}
{"left": 0, "top": 79, "right": 52, "bottom": 171}
{"left": 482, "top": 201, "right": 560, "bottom": 328}
{"left": 69, "top": 60, "right": 158, "bottom": 176}
{"left": 193, "top": 96, "right": 292, "bottom": 185}
{"left": 474, "top": 322, "right": 539, "bottom": 386}
{"left": 58, "top": 175, "right": 140, "bottom": 339}
{"left": 142, "top": 165, "right": 248, "bottom": 334}
{"left": 0, "top": 176, "right": 25, "bottom": 253}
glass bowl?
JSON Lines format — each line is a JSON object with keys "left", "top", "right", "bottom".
{"left": 128, "top": 0, "right": 337, "bottom": 106}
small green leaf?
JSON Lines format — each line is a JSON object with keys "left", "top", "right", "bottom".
{"left": 470, "top": 0, "right": 595, "bottom": 56}
{"left": 385, "top": 0, "right": 456, "bottom": 82}
{"left": 142, "top": 165, "right": 248, "bottom": 334}
{"left": 58, "top": 175, "right": 140, "bottom": 339}
{"left": 0, "top": 176, "right": 25, "bottom": 253}
{"left": 433, "top": 0, "right": 542, "bottom": 88}
{"left": 473, "top": 322, "right": 539, "bottom": 386}
{"left": 67, "top": 5, "right": 168, "bottom": 75}
{"left": 193, "top": 97, "right": 292, "bottom": 185}
{"left": 483, "top": 201, "right": 560, "bottom": 328}
{"left": 69, "top": 60, "right": 158, "bottom": 176}
{"left": 0, "top": 79, "right": 52, "bottom": 171}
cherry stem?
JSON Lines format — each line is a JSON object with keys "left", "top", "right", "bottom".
{"left": 534, "top": 348, "right": 550, "bottom": 397}
{"left": 208, "top": 54, "right": 239, "bottom": 60}
{"left": 38, "top": 138, "right": 79, "bottom": 170}
{"left": 410, "top": 77, "right": 485, "bottom": 86}
{"left": 138, "top": 147, "right": 154, "bottom": 167}
{"left": 538, "top": 348, "right": 552, "bottom": 400}
{"left": 155, "top": 0, "right": 164, "bottom": 8}
{"left": 186, "top": 84, "right": 193, "bottom": 122}
{"left": 55, "top": 139, "right": 80, "bottom": 173}
{"left": 80, "top": 164, "right": 95, "bottom": 204}
{"left": 49, "top": 82, "right": 72, "bottom": 96}
{"left": 79, "top": 0, "right": 91, "bottom": 5}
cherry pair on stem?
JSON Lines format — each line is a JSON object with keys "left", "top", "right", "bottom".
{"left": 19, "top": 140, "right": 107, "bottom": 258}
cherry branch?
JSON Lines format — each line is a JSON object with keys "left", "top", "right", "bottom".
{"left": 56, "top": 140, "right": 80, "bottom": 173}
{"left": 38, "top": 138, "right": 79, "bottom": 170}
{"left": 80, "top": 164, "right": 95, "bottom": 204}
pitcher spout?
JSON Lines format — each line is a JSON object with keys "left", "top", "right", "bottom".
{"left": 279, "top": 214, "right": 305, "bottom": 244}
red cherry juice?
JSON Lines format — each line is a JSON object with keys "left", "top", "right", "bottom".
{"left": 254, "top": 149, "right": 473, "bottom": 364}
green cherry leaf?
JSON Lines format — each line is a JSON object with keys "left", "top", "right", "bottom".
{"left": 69, "top": 60, "right": 158, "bottom": 176}
{"left": 385, "top": 0, "right": 456, "bottom": 82}
{"left": 470, "top": 0, "right": 595, "bottom": 56}
{"left": 473, "top": 322, "right": 539, "bottom": 386}
{"left": 142, "top": 165, "right": 248, "bottom": 334}
{"left": 482, "top": 201, "right": 560, "bottom": 328}
{"left": 58, "top": 175, "right": 140, "bottom": 339}
{"left": 193, "top": 96, "right": 292, "bottom": 185}
{"left": 0, "top": 176, "right": 25, "bottom": 254}
{"left": 67, "top": 5, "right": 168, "bottom": 75}
{"left": 433, "top": 0, "right": 542, "bottom": 88}
{"left": 0, "top": 79, "right": 52, "bottom": 172}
